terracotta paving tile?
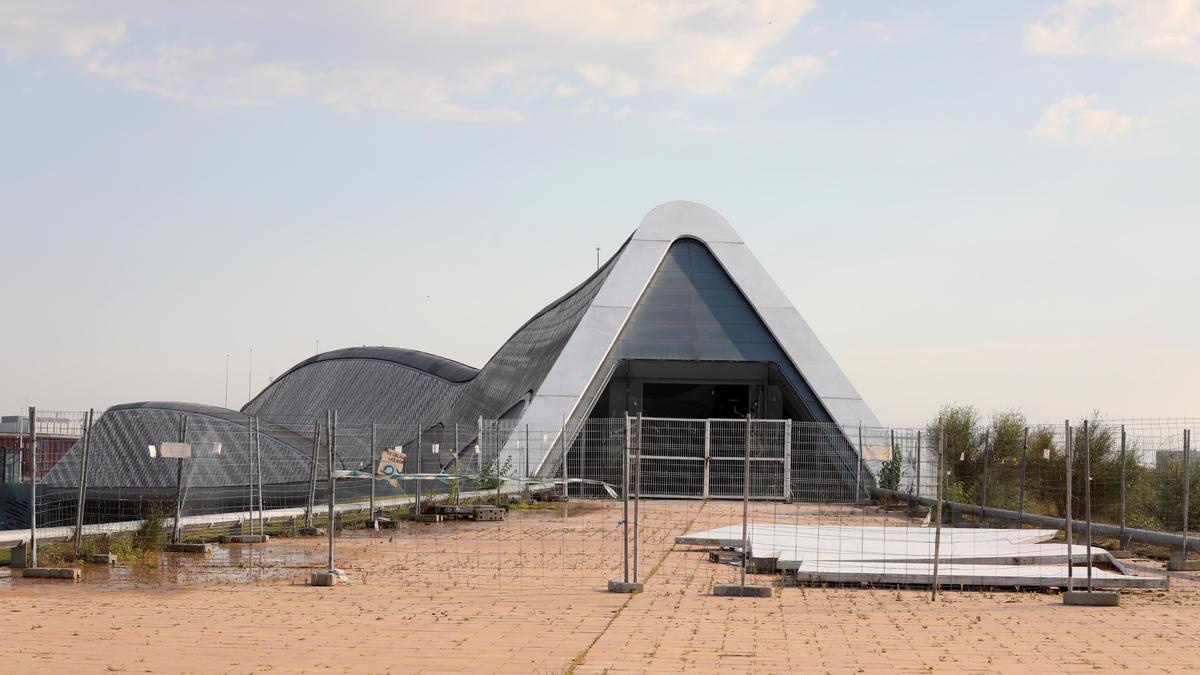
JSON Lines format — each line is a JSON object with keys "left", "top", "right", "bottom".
{"left": 4, "top": 500, "right": 1197, "bottom": 673}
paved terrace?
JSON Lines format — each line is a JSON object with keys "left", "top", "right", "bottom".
{"left": 3, "top": 500, "right": 1195, "bottom": 673}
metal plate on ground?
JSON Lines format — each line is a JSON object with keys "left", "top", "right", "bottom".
{"left": 679, "top": 524, "right": 1167, "bottom": 590}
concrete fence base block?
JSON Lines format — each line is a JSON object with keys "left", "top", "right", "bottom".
{"left": 1166, "top": 558, "right": 1200, "bottom": 571}
{"left": 85, "top": 553, "right": 118, "bottom": 565}
{"left": 221, "top": 534, "right": 269, "bottom": 544}
{"left": 1063, "top": 591, "right": 1120, "bottom": 606}
{"left": 607, "top": 580, "right": 643, "bottom": 593}
{"left": 164, "top": 543, "right": 213, "bottom": 554}
{"left": 309, "top": 571, "right": 338, "bottom": 587}
{"left": 713, "top": 584, "right": 773, "bottom": 598}
{"left": 22, "top": 567, "right": 82, "bottom": 581}
{"left": 10, "top": 542, "right": 27, "bottom": 568}
{"left": 298, "top": 527, "right": 324, "bottom": 536}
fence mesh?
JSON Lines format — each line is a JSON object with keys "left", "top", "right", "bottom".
{"left": 3, "top": 408, "right": 1196, "bottom": 593}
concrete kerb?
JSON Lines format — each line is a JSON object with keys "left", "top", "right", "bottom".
{"left": 164, "top": 542, "right": 213, "bottom": 554}
{"left": 21, "top": 567, "right": 82, "bottom": 581}
{"left": 713, "top": 583, "right": 773, "bottom": 598}
{"left": 1063, "top": 591, "right": 1120, "bottom": 606}
{"left": 221, "top": 534, "right": 269, "bottom": 544}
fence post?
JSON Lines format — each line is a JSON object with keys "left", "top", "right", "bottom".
{"left": 524, "top": 424, "right": 531, "bottom": 501}
{"left": 932, "top": 424, "right": 944, "bottom": 601}
{"left": 1018, "top": 427, "right": 1028, "bottom": 528}
{"left": 246, "top": 414, "right": 254, "bottom": 534}
{"left": 476, "top": 416, "right": 484, "bottom": 502}
{"left": 327, "top": 410, "right": 337, "bottom": 572}
{"left": 255, "top": 417, "right": 264, "bottom": 536}
{"left": 305, "top": 420, "right": 319, "bottom": 528}
{"left": 171, "top": 414, "right": 188, "bottom": 544}
{"left": 560, "top": 419, "right": 568, "bottom": 500}
{"left": 1083, "top": 419, "right": 1093, "bottom": 592}
{"left": 28, "top": 406, "right": 37, "bottom": 569}
{"left": 370, "top": 423, "right": 378, "bottom": 516}
{"left": 1065, "top": 420, "right": 1073, "bottom": 592}
{"left": 741, "top": 414, "right": 752, "bottom": 589}
{"left": 633, "top": 412, "right": 642, "bottom": 584}
{"left": 915, "top": 430, "right": 922, "bottom": 499}
{"left": 702, "top": 419, "right": 711, "bottom": 500}
{"left": 856, "top": 424, "right": 863, "bottom": 503}
{"left": 1183, "top": 429, "right": 1191, "bottom": 559}
{"left": 623, "top": 414, "right": 631, "bottom": 583}
{"left": 72, "top": 409, "right": 94, "bottom": 557}
{"left": 1119, "top": 425, "right": 1127, "bottom": 549}
{"left": 980, "top": 429, "right": 990, "bottom": 526}
{"left": 416, "top": 424, "right": 423, "bottom": 516}
{"left": 889, "top": 428, "right": 895, "bottom": 495}
{"left": 783, "top": 419, "right": 793, "bottom": 502}
{"left": 453, "top": 424, "right": 461, "bottom": 505}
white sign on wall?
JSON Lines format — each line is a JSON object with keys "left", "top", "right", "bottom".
{"left": 159, "top": 442, "right": 192, "bottom": 459}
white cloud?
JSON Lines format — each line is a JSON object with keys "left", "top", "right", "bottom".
{"left": 552, "top": 81, "right": 580, "bottom": 100}
{"left": 759, "top": 55, "right": 825, "bottom": 89}
{"left": 576, "top": 65, "right": 639, "bottom": 97}
{"left": 0, "top": 3, "right": 124, "bottom": 58}
{"left": 1031, "top": 94, "right": 1139, "bottom": 143}
{"left": 1027, "top": 0, "right": 1200, "bottom": 64}
{"left": 0, "top": 0, "right": 818, "bottom": 121}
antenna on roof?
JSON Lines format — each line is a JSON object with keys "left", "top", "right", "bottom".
{"left": 596, "top": 246, "right": 600, "bottom": 270}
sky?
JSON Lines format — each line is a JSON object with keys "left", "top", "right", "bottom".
{"left": 2, "top": 0, "right": 1198, "bottom": 425}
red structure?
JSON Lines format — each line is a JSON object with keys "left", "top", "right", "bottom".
{"left": 0, "top": 432, "right": 77, "bottom": 482}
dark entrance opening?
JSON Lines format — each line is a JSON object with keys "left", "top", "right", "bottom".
{"left": 641, "top": 383, "right": 749, "bottom": 419}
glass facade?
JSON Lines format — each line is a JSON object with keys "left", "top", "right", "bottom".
{"left": 609, "top": 238, "right": 830, "bottom": 423}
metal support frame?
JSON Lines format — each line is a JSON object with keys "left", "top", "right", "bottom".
{"left": 932, "top": 424, "right": 944, "bottom": 601}
{"left": 702, "top": 419, "right": 711, "bottom": 500}
{"left": 477, "top": 416, "right": 485, "bottom": 502}
{"left": 1018, "top": 427, "right": 1028, "bottom": 527}
{"left": 1065, "top": 420, "right": 1074, "bottom": 592}
{"left": 1183, "top": 429, "right": 1191, "bottom": 558}
{"left": 560, "top": 419, "right": 567, "bottom": 500}
{"left": 326, "top": 410, "right": 337, "bottom": 572}
{"left": 622, "top": 414, "right": 631, "bottom": 584}
{"left": 915, "top": 430, "right": 922, "bottom": 499}
{"left": 171, "top": 414, "right": 188, "bottom": 544}
{"left": 255, "top": 416, "right": 264, "bottom": 536}
{"left": 370, "top": 423, "right": 378, "bottom": 515}
{"left": 28, "top": 406, "right": 38, "bottom": 568}
{"left": 633, "top": 412, "right": 642, "bottom": 584}
{"left": 856, "top": 424, "right": 863, "bottom": 503}
{"left": 416, "top": 424, "right": 423, "bottom": 515}
{"left": 980, "top": 429, "right": 990, "bottom": 526}
{"left": 740, "top": 413, "right": 752, "bottom": 589}
{"left": 72, "top": 409, "right": 94, "bottom": 557}
{"left": 783, "top": 419, "right": 793, "bottom": 502}
{"left": 1084, "top": 419, "right": 1094, "bottom": 592}
{"left": 1119, "top": 425, "right": 1127, "bottom": 548}
{"left": 305, "top": 420, "right": 320, "bottom": 528}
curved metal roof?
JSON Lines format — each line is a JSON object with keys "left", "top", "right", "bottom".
{"left": 266, "top": 347, "right": 480, "bottom": 387}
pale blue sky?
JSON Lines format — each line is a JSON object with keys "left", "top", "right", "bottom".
{"left": 3, "top": 1, "right": 1198, "bottom": 424}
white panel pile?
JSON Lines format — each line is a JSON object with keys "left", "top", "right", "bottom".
{"left": 676, "top": 525, "right": 1167, "bottom": 589}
